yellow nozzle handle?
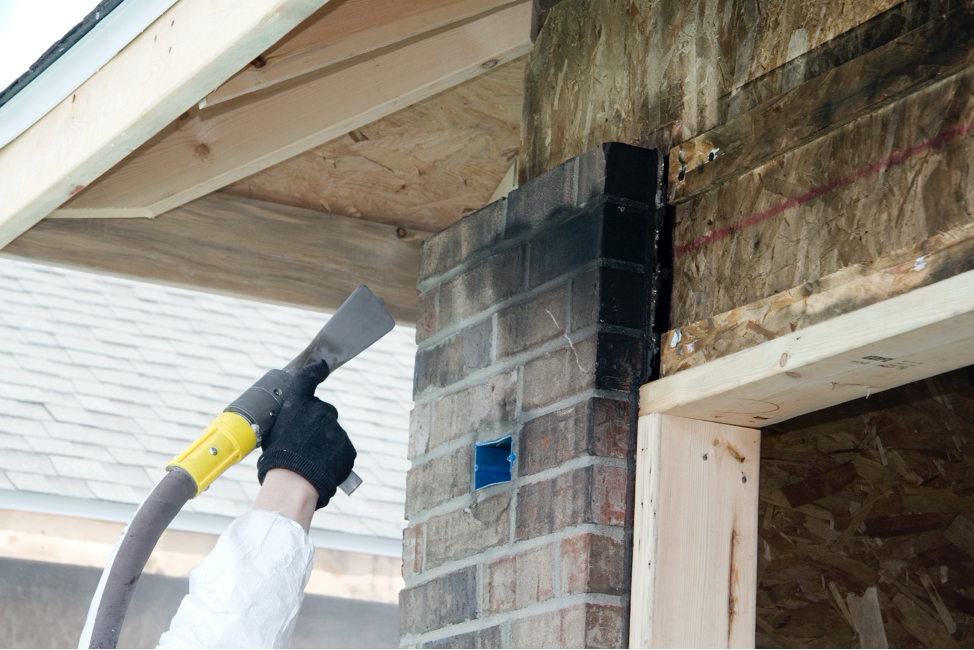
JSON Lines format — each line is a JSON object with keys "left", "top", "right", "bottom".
{"left": 167, "top": 411, "right": 257, "bottom": 497}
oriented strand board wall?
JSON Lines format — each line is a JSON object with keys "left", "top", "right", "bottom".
{"left": 521, "top": 0, "right": 898, "bottom": 181}
{"left": 757, "top": 366, "right": 974, "bottom": 648}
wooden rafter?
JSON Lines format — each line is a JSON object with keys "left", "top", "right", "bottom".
{"left": 54, "top": 1, "right": 532, "bottom": 220}
{"left": 203, "top": 0, "right": 526, "bottom": 107}
{"left": 0, "top": 0, "right": 332, "bottom": 249}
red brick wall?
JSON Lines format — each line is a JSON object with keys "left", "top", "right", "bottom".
{"left": 401, "top": 144, "right": 664, "bottom": 648}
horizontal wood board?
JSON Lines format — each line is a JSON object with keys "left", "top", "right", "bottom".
{"left": 55, "top": 2, "right": 532, "bottom": 219}
{"left": 521, "top": 0, "right": 897, "bottom": 181}
{"left": 222, "top": 59, "right": 524, "bottom": 233}
{"left": 204, "top": 0, "right": 521, "bottom": 106}
{"left": 631, "top": 414, "right": 760, "bottom": 648}
{"left": 755, "top": 367, "right": 974, "bottom": 648}
{"left": 668, "top": 6, "right": 974, "bottom": 203}
{"left": 640, "top": 270, "right": 974, "bottom": 427}
{"left": 662, "top": 221, "right": 974, "bottom": 377}
{"left": 672, "top": 65, "right": 974, "bottom": 326}
{"left": 4, "top": 193, "right": 422, "bottom": 323}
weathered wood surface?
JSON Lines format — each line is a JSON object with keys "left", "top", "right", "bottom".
{"left": 672, "top": 66, "right": 974, "bottom": 326}
{"left": 4, "top": 194, "right": 423, "bottom": 323}
{"left": 0, "top": 0, "right": 331, "bottom": 249}
{"left": 631, "top": 414, "right": 759, "bottom": 648}
{"left": 204, "top": 0, "right": 520, "bottom": 107}
{"left": 661, "top": 222, "right": 974, "bottom": 377}
{"left": 669, "top": 6, "right": 974, "bottom": 203}
{"left": 521, "top": 0, "right": 898, "bottom": 181}
{"left": 55, "top": 2, "right": 532, "bottom": 220}
{"left": 640, "top": 270, "right": 974, "bottom": 428}
{"left": 223, "top": 59, "right": 524, "bottom": 233}
{"left": 755, "top": 368, "right": 974, "bottom": 648}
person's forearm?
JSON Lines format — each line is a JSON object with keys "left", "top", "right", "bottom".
{"left": 252, "top": 468, "right": 319, "bottom": 532}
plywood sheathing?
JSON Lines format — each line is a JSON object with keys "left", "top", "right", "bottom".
{"left": 520, "top": 0, "right": 898, "bottom": 182}
{"left": 660, "top": 222, "right": 974, "bottom": 377}
{"left": 671, "top": 63, "right": 974, "bottom": 327}
{"left": 223, "top": 59, "right": 524, "bottom": 234}
{"left": 756, "top": 367, "right": 974, "bottom": 648}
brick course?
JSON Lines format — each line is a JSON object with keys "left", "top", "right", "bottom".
{"left": 400, "top": 567, "right": 478, "bottom": 636}
{"left": 425, "top": 493, "right": 511, "bottom": 569}
{"left": 403, "top": 143, "right": 661, "bottom": 648}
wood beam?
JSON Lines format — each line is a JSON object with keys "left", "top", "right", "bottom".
{"left": 0, "top": 0, "right": 331, "bottom": 249}
{"left": 630, "top": 414, "right": 759, "bottom": 648}
{"left": 640, "top": 270, "right": 974, "bottom": 428}
{"left": 203, "top": 0, "right": 524, "bottom": 107}
{"left": 54, "top": 2, "right": 532, "bottom": 220}
{"left": 4, "top": 193, "right": 424, "bottom": 324}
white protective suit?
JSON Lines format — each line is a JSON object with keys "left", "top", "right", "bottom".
{"left": 157, "top": 509, "right": 315, "bottom": 649}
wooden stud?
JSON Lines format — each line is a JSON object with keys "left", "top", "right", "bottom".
{"left": 0, "top": 0, "right": 331, "bottom": 249}
{"left": 4, "top": 193, "right": 424, "bottom": 324}
{"left": 630, "top": 413, "right": 760, "bottom": 648}
{"left": 641, "top": 270, "right": 974, "bottom": 427}
{"left": 54, "top": 2, "right": 532, "bottom": 220}
{"left": 203, "top": 0, "right": 524, "bottom": 107}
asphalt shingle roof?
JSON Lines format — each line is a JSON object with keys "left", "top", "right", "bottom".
{"left": 0, "top": 257, "right": 416, "bottom": 543}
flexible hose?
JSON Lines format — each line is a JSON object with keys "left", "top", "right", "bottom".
{"left": 78, "top": 469, "right": 197, "bottom": 649}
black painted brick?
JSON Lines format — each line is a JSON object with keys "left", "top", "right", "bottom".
{"left": 419, "top": 199, "right": 507, "bottom": 284}
{"left": 577, "top": 142, "right": 658, "bottom": 207}
{"left": 595, "top": 332, "right": 644, "bottom": 392}
{"left": 602, "top": 200, "right": 650, "bottom": 266}
{"left": 527, "top": 209, "right": 601, "bottom": 290}
{"left": 506, "top": 156, "right": 578, "bottom": 238}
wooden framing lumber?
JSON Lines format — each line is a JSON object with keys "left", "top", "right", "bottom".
{"left": 662, "top": 222, "right": 974, "bottom": 376}
{"left": 640, "top": 270, "right": 974, "bottom": 428}
{"left": 203, "top": 0, "right": 524, "bottom": 107}
{"left": 630, "top": 414, "right": 759, "bottom": 648}
{"left": 3, "top": 193, "right": 423, "bottom": 323}
{"left": 0, "top": 0, "right": 330, "bottom": 249}
{"left": 668, "top": 6, "right": 974, "bottom": 203}
{"left": 53, "top": 2, "right": 532, "bottom": 220}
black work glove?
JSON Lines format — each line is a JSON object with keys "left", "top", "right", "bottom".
{"left": 256, "top": 360, "right": 356, "bottom": 509}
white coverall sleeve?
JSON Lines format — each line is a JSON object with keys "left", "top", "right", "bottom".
{"left": 157, "top": 509, "right": 315, "bottom": 649}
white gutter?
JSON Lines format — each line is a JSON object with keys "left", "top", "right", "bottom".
{"left": 0, "top": 488, "right": 402, "bottom": 557}
{"left": 0, "top": 0, "right": 180, "bottom": 151}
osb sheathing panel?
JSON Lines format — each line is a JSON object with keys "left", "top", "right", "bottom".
{"left": 521, "top": 0, "right": 897, "bottom": 180}
{"left": 671, "top": 67, "right": 974, "bottom": 326}
{"left": 223, "top": 58, "right": 524, "bottom": 234}
{"left": 757, "top": 367, "right": 974, "bottom": 648}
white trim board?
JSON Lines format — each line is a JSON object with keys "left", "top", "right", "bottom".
{"left": 0, "top": 489, "right": 402, "bottom": 557}
{"left": 639, "top": 269, "right": 974, "bottom": 427}
{"left": 0, "top": 0, "right": 180, "bottom": 151}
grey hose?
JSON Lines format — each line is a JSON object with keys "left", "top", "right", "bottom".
{"left": 78, "top": 469, "right": 197, "bottom": 649}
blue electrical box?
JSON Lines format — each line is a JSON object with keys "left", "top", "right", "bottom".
{"left": 474, "top": 435, "right": 515, "bottom": 489}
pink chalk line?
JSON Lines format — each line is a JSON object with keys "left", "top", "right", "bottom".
{"left": 673, "top": 118, "right": 974, "bottom": 260}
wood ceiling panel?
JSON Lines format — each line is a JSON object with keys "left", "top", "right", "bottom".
{"left": 221, "top": 58, "right": 525, "bottom": 234}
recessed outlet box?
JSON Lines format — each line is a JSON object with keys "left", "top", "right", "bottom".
{"left": 474, "top": 435, "right": 515, "bottom": 489}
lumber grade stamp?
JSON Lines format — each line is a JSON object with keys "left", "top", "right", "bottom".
{"left": 661, "top": 222, "right": 974, "bottom": 377}
{"left": 671, "top": 66, "right": 974, "bottom": 327}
